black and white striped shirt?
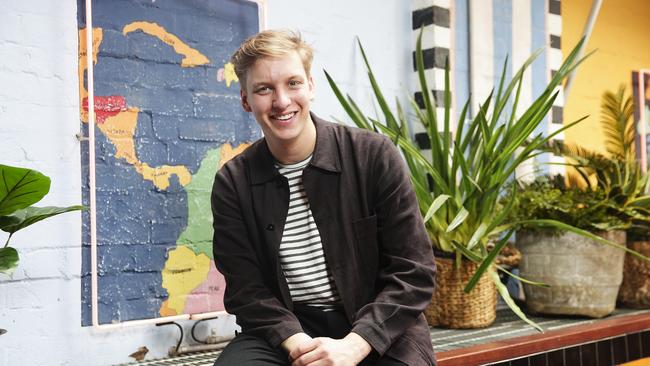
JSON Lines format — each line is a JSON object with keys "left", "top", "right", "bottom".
{"left": 276, "top": 156, "right": 341, "bottom": 309}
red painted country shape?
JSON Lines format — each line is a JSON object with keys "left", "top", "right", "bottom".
{"left": 82, "top": 96, "right": 127, "bottom": 124}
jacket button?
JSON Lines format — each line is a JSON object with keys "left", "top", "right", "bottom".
{"left": 266, "top": 224, "right": 274, "bottom": 231}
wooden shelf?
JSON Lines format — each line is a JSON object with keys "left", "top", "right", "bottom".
{"left": 435, "top": 311, "right": 650, "bottom": 365}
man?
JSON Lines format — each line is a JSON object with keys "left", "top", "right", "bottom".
{"left": 212, "top": 30, "right": 436, "bottom": 366}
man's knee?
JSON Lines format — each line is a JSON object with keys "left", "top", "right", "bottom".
{"left": 214, "top": 334, "right": 288, "bottom": 366}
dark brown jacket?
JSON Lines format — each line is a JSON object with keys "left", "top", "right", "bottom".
{"left": 211, "top": 115, "right": 437, "bottom": 365}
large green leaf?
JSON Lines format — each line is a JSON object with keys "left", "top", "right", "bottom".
{"left": 601, "top": 85, "right": 635, "bottom": 160}
{"left": 490, "top": 270, "right": 542, "bottom": 332}
{"left": 423, "top": 195, "right": 450, "bottom": 223}
{"left": 0, "top": 205, "right": 85, "bottom": 234}
{"left": 446, "top": 207, "right": 469, "bottom": 233}
{"left": 0, "top": 247, "right": 19, "bottom": 275}
{"left": 0, "top": 165, "right": 50, "bottom": 216}
{"left": 464, "top": 229, "right": 514, "bottom": 292}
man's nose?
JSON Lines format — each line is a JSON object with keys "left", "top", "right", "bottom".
{"left": 272, "top": 89, "right": 290, "bottom": 110}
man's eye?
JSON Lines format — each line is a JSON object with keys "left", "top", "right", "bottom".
{"left": 256, "top": 86, "right": 271, "bottom": 94}
{"left": 289, "top": 80, "right": 302, "bottom": 88}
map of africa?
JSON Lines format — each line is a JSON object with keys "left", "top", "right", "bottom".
{"left": 78, "top": 0, "right": 260, "bottom": 325}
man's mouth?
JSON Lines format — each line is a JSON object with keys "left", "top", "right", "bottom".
{"left": 272, "top": 112, "right": 296, "bottom": 121}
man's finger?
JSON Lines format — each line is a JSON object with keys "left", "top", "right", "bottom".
{"left": 292, "top": 348, "right": 327, "bottom": 366}
{"left": 289, "top": 338, "right": 320, "bottom": 362}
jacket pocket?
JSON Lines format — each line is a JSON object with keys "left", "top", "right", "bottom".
{"left": 352, "top": 214, "right": 379, "bottom": 275}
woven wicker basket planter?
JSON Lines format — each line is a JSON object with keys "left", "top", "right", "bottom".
{"left": 618, "top": 240, "right": 650, "bottom": 308}
{"left": 425, "top": 256, "right": 497, "bottom": 329}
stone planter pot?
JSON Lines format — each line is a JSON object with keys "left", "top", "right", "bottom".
{"left": 618, "top": 240, "right": 650, "bottom": 308}
{"left": 517, "top": 230, "right": 626, "bottom": 318}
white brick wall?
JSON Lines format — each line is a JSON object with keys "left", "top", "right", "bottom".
{"left": 0, "top": 0, "right": 412, "bottom": 365}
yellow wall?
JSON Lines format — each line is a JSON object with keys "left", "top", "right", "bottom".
{"left": 563, "top": 0, "right": 650, "bottom": 154}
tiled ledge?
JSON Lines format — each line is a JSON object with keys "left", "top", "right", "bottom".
{"left": 434, "top": 308, "right": 650, "bottom": 366}
{"left": 120, "top": 308, "right": 650, "bottom": 366}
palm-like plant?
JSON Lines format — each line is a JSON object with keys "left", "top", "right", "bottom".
{"left": 326, "top": 30, "right": 592, "bottom": 330}
{"left": 602, "top": 85, "right": 636, "bottom": 162}
{"left": 544, "top": 86, "right": 650, "bottom": 233}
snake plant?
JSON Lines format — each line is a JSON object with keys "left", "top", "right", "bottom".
{"left": 325, "top": 30, "right": 591, "bottom": 330}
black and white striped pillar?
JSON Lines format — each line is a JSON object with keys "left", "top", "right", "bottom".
{"left": 411, "top": 0, "right": 452, "bottom": 152}
{"left": 547, "top": 0, "right": 565, "bottom": 175}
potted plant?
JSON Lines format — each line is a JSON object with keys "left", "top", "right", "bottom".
{"left": 594, "top": 85, "right": 650, "bottom": 308}
{"left": 509, "top": 173, "right": 644, "bottom": 317}
{"left": 0, "top": 164, "right": 85, "bottom": 334}
{"left": 325, "top": 31, "right": 589, "bottom": 330}
{"left": 511, "top": 91, "right": 650, "bottom": 317}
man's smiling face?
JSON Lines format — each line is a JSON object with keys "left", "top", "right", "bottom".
{"left": 240, "top": 51, "right": 315, "bottom": 151}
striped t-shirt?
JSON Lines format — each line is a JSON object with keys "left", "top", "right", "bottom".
{"left": 276, "top": 156, "right": 341, "bottom": 309}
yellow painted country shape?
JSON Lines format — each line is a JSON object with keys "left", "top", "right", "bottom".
{"left": 160, "top": 246, "right": 211, "bottom": 316}
{"left": 219, "top": 142, "right": 250, "bottom": 168}
{"left": 77, "top": 27, "right": 192, "bottom": 190}
{"left": 136, "top": 163, "right": 191, "bottom": 191}
{"left": 224, "top": 62, "right": 239, "bottom": 87}
{"left": 123, "top": 21, "right": 209, "bottom": 67}
{"left": 98, "top": 108, "right": 139, "bottom": 164}
{"left": 78, "top": 28, "right": 104, "bottom": 123}
{"left": 158, "top": 300, "right": 177, "bottom": 317}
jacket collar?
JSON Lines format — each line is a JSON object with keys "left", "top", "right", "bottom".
{"left": 249, "top": 112, "right": 341, "bottom": 185}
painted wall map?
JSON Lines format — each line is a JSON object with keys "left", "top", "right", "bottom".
{"left": 78, "top": 0, "right": 260, "bottom": 325}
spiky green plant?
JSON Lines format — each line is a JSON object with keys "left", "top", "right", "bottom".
{"left": 542, "top": 86, "right": 650, "bottom": 236}
{"left": 601, "top": 85, "right": 636, "bottom": 162}
{"left": 324, "top": 30, "right": 615, "bottom": 330}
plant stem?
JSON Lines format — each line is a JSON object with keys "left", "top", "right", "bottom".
{"left": 3, "top": 233, "right": 12, "bottom": 248}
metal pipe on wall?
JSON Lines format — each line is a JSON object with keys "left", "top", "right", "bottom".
{"left": 563, "top": 0, "right": 603, "bottom": 100}
{"left": 84, "top": 0, "right": 100, "bottom": 329}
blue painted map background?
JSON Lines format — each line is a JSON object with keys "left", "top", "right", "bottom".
{"left": 78, "top": 0, "right": 260, "bottom": 325}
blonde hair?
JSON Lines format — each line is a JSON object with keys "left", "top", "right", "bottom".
{"left": 231, "top": 29, "right": 313, "bottom": 85}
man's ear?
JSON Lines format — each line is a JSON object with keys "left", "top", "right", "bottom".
{"left": 240, "top": 88, "right": 252, "bottom": 112}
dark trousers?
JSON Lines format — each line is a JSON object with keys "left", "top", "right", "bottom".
{"left": 214, "top": 305, "right": 406, "bottom": 366}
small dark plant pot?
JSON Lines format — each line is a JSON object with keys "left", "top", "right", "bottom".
{"left": 618, "top": 240, "right": 650, "bottom": 308}
{"left": 517, "top": 230, "right": 626, "bottom": 318}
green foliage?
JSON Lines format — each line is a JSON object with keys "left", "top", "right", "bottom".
{"left": 0, "top": 165, "right": 50, "bottom": 216}
{"left": 0, "top": 164, "right": 85, "bottom": 275}
{"left": 511, "top": 85, "right": 650, "bottom": 263}
{"left": 0, "top": 206, "right": 85, "bottom": 234}
{"left": 509, "top": 173, "right": 650, "bottom": 260}
{"left": 326, "top": 29, "right": 589, "bottom": 330}
{"left": 0, "top": 247, "right": 18, "bottom": 276}
{"left": 542, "top": 85, "right": 650, "bottom": 238}
{"left": 509, "top": 175, "right": 628, "bottom": 234}
{"left": 599, "top": 86, "right": 650, "bottom": 239}
{"left": 327, "top": 32, "right": 586, "bottom": 255}
{"left": 601, "top": 85, "right": 635, "bottom": 162}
